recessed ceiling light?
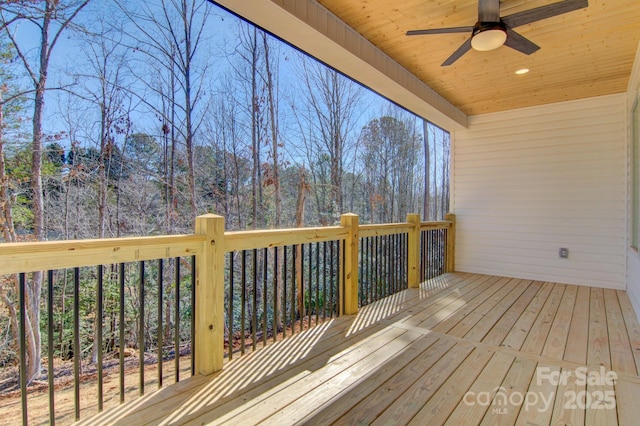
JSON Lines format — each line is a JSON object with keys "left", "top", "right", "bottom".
{"left": 515, "top": 68, "right": 530, "bottom": 75}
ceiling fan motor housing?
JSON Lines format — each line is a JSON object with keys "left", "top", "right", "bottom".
{"left": 471, "top": 21, "right": 507, "bottom": 51}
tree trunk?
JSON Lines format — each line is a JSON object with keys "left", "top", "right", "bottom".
{"left": 295, "top": 169, "right": 308, "bottom": 321}
{"left": 423, "top": 120, "right": 430, "bottom": 221}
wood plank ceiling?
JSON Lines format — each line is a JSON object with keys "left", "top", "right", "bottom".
{"left": 315, "top": 0, "right": 640, "bottom": 116}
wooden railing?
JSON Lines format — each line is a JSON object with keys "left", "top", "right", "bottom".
{"left": 0, "top": 212, "right": 454, "bottom": 424}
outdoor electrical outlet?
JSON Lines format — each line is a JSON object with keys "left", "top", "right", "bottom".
{"left": 559, "top": 248, "right": 569, "bottom": 259}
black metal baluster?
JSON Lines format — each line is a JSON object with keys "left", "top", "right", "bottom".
{"left": 47, "top": 270, "right": 55, "bottom": 425}
{"left": 431, "top": 230, "right": 435, "bottom": 277}
{"left": 273, "top": 247, "right": 278, "bottom": 343}
{"left": 19, "top": 273, "right": 27, "bottom": 426}
{"left": 322, "top": 242, "right": 327, "bottom": 320}
{"left": 252, "top": 248, "right": 257, "bottom": 351}
{"left": 444, "top": 229, "right": 448, "bottom": 274}
{"left": 387, "top": 235, "right": 392, "bottom": 296}
{"left": 97, "top": 265, "right": 104, "bottom": 410}
{"left": 241, "top": 250, "right": 246, "bottom": 355}
{"left": 420, "top": 231, "right": 424, "bottom": 282}
{"left": 119, "top": 263, "right": 125, "bottom": 403}
{"left": 283, "top": 246, "right": 288, "bottom": 339}
{"left": 262, "top": 247, "right": 269, "bottom": 346}
{"left": 367, "top": 237, "right": 372, "bottom": 304}
{"left": 426, "top": 230, "right": 430, "bottom": 279}
{"left": 381, "top": 236, "right": 386, "bottom": 297}
{"left": 174, "top": 259, "right": 180, "bottom": 382}
{"left": 391, "top": 234, "right": 396, "bottom": 294}
{"left": 363, "top": 237, "right": 367, "bottom": 304}
{"left": 358, "top": 238, "right": 363, "bottom": 307}
{"left": 383, "top": 235, "right": 388, "bottom": 296}
{"left": 293, "top": 245, "right": 298, "bottom": 333}
{"left": 157, "top": 260, "right": 164, "bottom": 388}
{"left": 375, "top": 236, "right": 380, "bottom": 302}
{"left": 300, "top": 243, "right": 305, "bottom": 331}
{"left": 385, "top": 235, "right": 390, "bottom": 296}
{"left": 139, "top": 261, "right": 145, "bottom": 396}
{"left": 336, "top": 240, "right": 346, "bottom": 316}
{"left": 73, "top": 268, "right": 80, "bottom": 420}
{"left": 191, "top": 256, "right": 196, "bottom": 376}
{"left": 229, "top": 253, "right": 234, "bottom": 360}
{"left": 329, "top": 241, "right": 335, "bottom": 317}
{"left": 263, "top": 247, "right": 268, "bottom": 346}
{"left": 307, "top": 243, "right": 312, "bottom": 328}
{"left": 396, "top": 234, "right": 400, "bottom": 291}
{"left": 315, "top": 242, "right": 320, "bottom": 325}
{"left": 404, "top": 233, "right": 409, "bottom": 286}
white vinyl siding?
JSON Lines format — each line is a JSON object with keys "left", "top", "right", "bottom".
{"left": 627, "top": 42, "right": 640, "bottom": 318}
{"left": 453, "top": 94, "right": 627, "bottom": 289}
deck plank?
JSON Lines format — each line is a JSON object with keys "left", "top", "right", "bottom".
{"left": 603, "top": 289, "right": 636, "bottom": 375}
{"left": 405, "top": 274, "right": 504, "bottom": 330}
{"left": 564, "top": 285, "right": 591, "bottom": 365}
{"left": 585, "top": 379, "right": 618, "bottom": 426}
{"left": 407, "top": 347, "right": 495, "bottom": 425}
{"left": 191, "top": 327, "right": 417, "bottom": 425}
{"left": 78, "top": 273, "right": 640, "bottom": 426}
{"left": 482, "top": 281, "right": 543, "bottom": 347}
{"left": 93, "top": 317, "right": 388, "bottom": 425}
{"left": 462, "top": 279, "right": 533, "bottom": 342}
{"left": 478, "top": 357, "right": 538, "bottom": 425}
{"left": 520, "top": 284, "right": 566, "bottom": 356}
{"left": 501, "top": 281, "right": 554, "bottom": 351}
{"left": 444, "top": 352, "right": 515, "bottom": 426}
{"left": 514, "top": 364, "right": 560, "bottom": 426}
{"left": 616, "top": 290, "right": 640, "bottom": 375}
{"left": 259, "top": 334, "right": 438, "bottom": 424}
{"left": 541, "top": 284, "right": 577, "bottom": 360}
{"left": 427, "top": 276, "right": 512, "bottom": 334}
{"left": 588, "top": 287, "right": 612, "bottom": 368}
{"left": 616, "top": 378, "right": 640, "bottom": 425}
{"left": 367, "top": 341, "right": 476, "bottom": 425}
{"left": 549, "top": 366, "right": 586, "bottom": 426}
{"left": 298, "top": 335, "right": 445, "bottom": 425}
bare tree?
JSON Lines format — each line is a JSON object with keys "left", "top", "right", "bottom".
{"left": 117, "top": 0, "right": 211, "bottom": 222}
{"left": 261, "top": 32, "right": 282, "bottom": 228}
{"left": 1, "top": 0, "right": 91, "bottom": 381}
{"left": 423, "top": 119, "right": 431, "bottom": 220}
{"left": 360, "top": 114, "right": 419, "bottom": 223}
{"left": 232, "top": 23, "right": 267, "bottom": 229}
{"left": 296, "top": 59, "right": 362, "bottom": 225}
{"left": 76, "top": 25, "right": 131, "bottom": 239}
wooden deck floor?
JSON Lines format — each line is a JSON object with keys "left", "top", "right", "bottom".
{"left": 83, "top": 273, "right": 640, "bottom": 425}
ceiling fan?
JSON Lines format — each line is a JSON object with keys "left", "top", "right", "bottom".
{"left": 406, "top": 0, "right": 589, "bottom": 66}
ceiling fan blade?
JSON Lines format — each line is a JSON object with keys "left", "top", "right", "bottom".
{"left": 442, "top": 38, "right": 472, "bottom": 66}
{"left": 478, "top": 0, "right": 500, "bottom": 22}
{"left": 502, "top": 0, "right": 588, "bottom": 29}
{"left": 406, "top": 26, "right": 474, "bottom": 36}
{"left": 504, "top": 29, "right": 540, "bottom": 55}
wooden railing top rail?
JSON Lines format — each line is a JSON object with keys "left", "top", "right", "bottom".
{"left": 0, "top": 234, "right": 205, "bottom": 275}
{"left": 0, "top": 216, "right": 454, "bottom": 276}
{"left": 359, "top": 223, "right": 413, "bottom": 238}
{"left": 420, "top": 220, "right": 452, "bottom": 230}
{"left": 224, "top": 225, "right": 347, "bottom": 252}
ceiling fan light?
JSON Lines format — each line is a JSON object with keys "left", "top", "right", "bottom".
{"left": 471, "top": 28, "right": 507, "bottom": 51}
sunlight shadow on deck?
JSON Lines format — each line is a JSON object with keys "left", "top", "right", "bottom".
{"left": 81, "top": 273, "right": 465, "bottom": 425}
{"left": 347, "top": 273, "right": 467, "bottom": 336}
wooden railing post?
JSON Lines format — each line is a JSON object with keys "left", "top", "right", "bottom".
{"left": 445, "top": 213, "right": 456, "bottom": 272}
{"left": 195, "top": 214, "right": 225, "bottom": 375}
{"left": 407, "top": 213, "right": 421, "bottom": 288}
{"left": 340, "top": 213, "right": 359, "bottom": 315}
